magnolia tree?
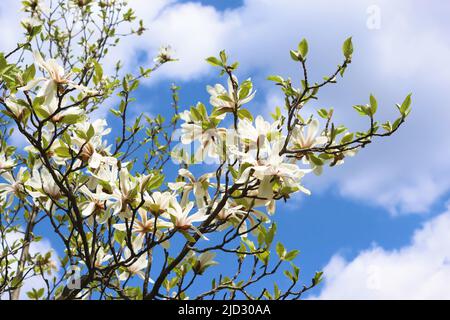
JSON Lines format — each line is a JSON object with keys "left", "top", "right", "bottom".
{"left": 0, "top": 0, "right": 411, "bottom": 300}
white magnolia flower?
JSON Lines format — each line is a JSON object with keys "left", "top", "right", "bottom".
{"left": 109, "top": 168, "right": 137, "bottom": 217}
{"left": 168, "top": 169, "right": 214, "bottom": 208}
{"left": 215, "top": 202, "right": 246, "bottom": 222}
{"left": 238, "top": 116, "right": 280, "bottom": 144}
{"left": 89, "top": 159, "right": 119, "bottom": 189}
{"left": 76, "top": 119, "right": 111, "bottom": 137}
{"left": 118, "top": 249, "right": 150, "bottom": 282}
{"left": 198, "top": 128, "right": 227, "bottom": 160}
{"left": 113, "top": 208, "right": 172, "bottom": 238}
{"left": 291, "top": 119, "right": 328, "bottom": 150}
{"left": 4, "top": 97, "right": 27, "bottom": 120}
{"left": 144, "top": 191, "right": 174, "bottom": 216}
{"left": 179, "top": 111, "right": 227, "bottom": 160}
{"left": 22, "top": 0, "right": 49, "bottom": 15}
{"left": 20, "top": 17, "right": 42, "bottom": 32}
{"left": 26, "top": 166, "right": 61, "bottom": 199}
{"left": 236, "top": 139, "right": 311, "bottom": 211}
{"left": 41, "top": 96, "right": 85, "bottom": 123}
{"left": 94, "top": 247, "right": 112, "bottom": 268}
{"left": 79, "top": 185, "right": 112, "bottom": 217}
{"left": 207, "top": 76, "right": 255, "bottom": 112}
{"left": 76, "top": 138, "right": 115, "bottom": 170}
{"left": 167, "top": 201, "right": 208, "bottom": 239}
{"left": 214, "top": 201, "right": 251, "bottom": 236}
{"left": 179, "top": 110, "right": 203, "bottom": 145}
{"left": 0, "top": 167, "right": 27, "bottom": 207}
{"left": 20, "top": 51, "right": 94, "bottom": 104}
{"left": 193, "top": 252, "right": 218, "bottom": 275}
{"left": 0, "top": 152, "right": 16, "bottom": 172}
{"left": 154, "top": 45, "right": 175, "bottom": 64}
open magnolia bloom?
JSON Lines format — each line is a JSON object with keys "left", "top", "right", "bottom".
{"left": 79, "top": 185, "right": 113, "bottom": 217}
{"left": 235, "top": 139, "right": 311, "bottom": 213}
{"left": 154, "top": 45, "right": 176, "bottom": 64}
{"left": 113, "top": 208, "right": 172, "bottom": 242}
{"left": 88, "top": 158, "right": 120, "bottom": 192}
{"left": 109, "top": 168, "right": 138, "bottom": 217}
{"left": 238, "top": 115, "right": 281, "bottom": 148}
{"left": 26, "top": 166, "right": 62, "bottom": 211}
{"left": 214, "top": 201, "right": 250, "bottom": 236}
{"left": 291, "top": 119, "right": 328, "bottom": 150}
{"left": 168, "top": 169, "right": 214, "bottom": 208}
{"left": 207, "top": 76, "right": 255, "bottom": 112}
{"left": 0, "top": 167, "right": 27, "bottom": 208}
{"left": 93, "top": 247, "right": 112, "bottom": 269}
{"left": 73, "top": 136, "right": 115, "bottom": 170}
{"left": 195, "top": 128, "right": 228, "bottom": 161}
{"left": 4, "top": 96, "right": 28, "bottom": 121}
{"left": 167, "top": 201, "right": 209, "bottom": 240}
{"left": 144, "top": 191, "right": 174, "bottom": 217}
{"left": 118, "top": 248, "right": 151, "bottom": 282}
{"left": 20, "top": 17, "right": 41, "bottom": 32}
{"left": 180, "top": 110, "right": 203, "bottom": 145}
{"left": 193, "top": 252, "right": 218, "bottom": 275}
{"left": 36, "top": 96, "right": 85, "bottom": 123}
{"left": 179, "top": 114, "right": 227, "bottom": 161}
{"left": 0, "top": 152, "right": 16, "bottom": 172}
{"left": 20, "top": 51, "right": 94, "bottom": 104}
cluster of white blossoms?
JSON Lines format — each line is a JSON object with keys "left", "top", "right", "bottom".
{"left": 174, "top": 75, "right": 344, "bottom": 216}
{"left": 0, "top": 48, "right": 354, "bottom": 284}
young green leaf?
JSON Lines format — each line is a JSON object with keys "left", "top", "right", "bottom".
{"left": 342, "top": 37, "right": 354, "bottom": 60}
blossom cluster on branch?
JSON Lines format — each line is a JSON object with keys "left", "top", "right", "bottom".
{"left": 0, "top": 0, "right": 410, "bottom": 300}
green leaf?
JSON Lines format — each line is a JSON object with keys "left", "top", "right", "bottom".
{"left": 265, "top": 223, "right": 276, "bottom": 246}
{"left": 400, "top": 93, "right": 412, "bottom": 116}
{"left": 271, "top": 106, "right": 282, "bottom": 121}
{"left": 54, "top": 146, "right": 71, "bottom": 158}
{"left": 267, "top": 75, "right": 284, "bottom": 83}
{"left": 206, "top": 56, "right": 222, "bottom": 67}
{"left": 312, "top": 271, "right": 324, "bottom": 286}
{"left": 219, "top": 50, "right": 227, "bottom": 64}
{"left": 285, "top": 250, "right": 300, "bottom": 261}
{"left": 342, "top": 37, "right": 354, "bottom": 60}
{"left": 93, "top": 60, "right": 103, "bottom": 85}
{"left": 353, "top": 105, "right": 369, "bottom": 116}
{"left": 276, "top": 242, "right": 286, "bottom": 259}
{"left": 369, "top": 94, "right": 378, "bottom": 114}
{"left": 238, "top": 108, "right": 253, "bottom": 121}
{"left": 289, "top": 50, "right": 300, "bottom": 62}
{"left": 114, "top": 230, "right": 126, "bottom": 244}
{"left": 238, "top": 80, "right": 253, "bottom": 100}
{"left": 190, "top": 105, "right": 204, "bottom": 121}
{"left": 308, "top": 154, "right": 324, "bottom": 166}
{"left": 87, "top": 125, "right": 95, "bottom": 140}
{"left": 340, "top": 132, "right": 354, "bottom": 144}
{"left": 22, "top": 64, "right": 36, "bottom": 84}
{"left": 317, "top": 108, "right": 329, "bottom": 119}
{"left": 298, "top": 38, "right": 308, "bottom": 59}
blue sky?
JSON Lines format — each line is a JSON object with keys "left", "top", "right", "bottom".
{"left": 2, "top": 0, "right": 450, "bottom": 299}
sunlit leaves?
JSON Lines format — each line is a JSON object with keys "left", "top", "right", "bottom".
{"left": 342, "top": 37, "right": 354, "bottom": 60}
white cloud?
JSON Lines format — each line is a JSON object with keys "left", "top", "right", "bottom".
{"left": 313, "top": 205, "right": 450, "bottom": 299}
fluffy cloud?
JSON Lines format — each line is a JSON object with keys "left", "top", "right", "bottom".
{"left": 313, "top": 205, "right": 450, "bottom": 299}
